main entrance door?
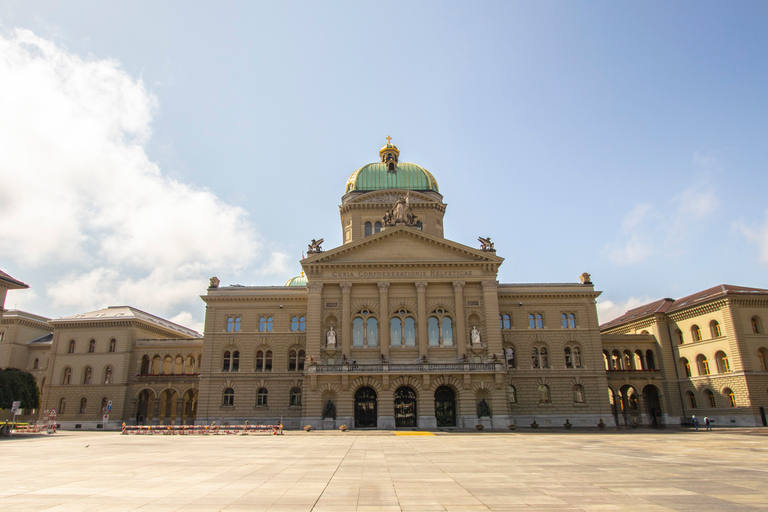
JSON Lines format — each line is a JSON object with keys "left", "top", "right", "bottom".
{"left": 434, "top": 386, "right": 456, "bottom": 427}
{"left": 355, "top": 387, "right": 377, "bottom": 428}
{"left": 395, "top": 386, "right": 417, "bottom": 427}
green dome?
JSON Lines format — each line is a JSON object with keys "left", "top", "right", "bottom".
{"left": 345, "top": 162, "right": 440, "bottom": 194}
{"left": 284, "top": 273, "right": 307, "bottom": 287}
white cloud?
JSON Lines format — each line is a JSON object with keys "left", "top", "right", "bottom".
{"left": 169, "top": 311, "right": 204, "bottom": 336}
{"left": 735, "top": 210, "right": 768, "bottom": 263}
{"left": 0, "top": 28, "right": 277, "bottom": 326}
{"left": 604, "top": 178, "right": 720, "bottom": 266}
{"left": 596, "top": 296, "right": 653, "bottom": 325}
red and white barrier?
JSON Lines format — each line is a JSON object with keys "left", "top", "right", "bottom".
{"left": 121, "top": 423, "right": 282, "bottom": 435}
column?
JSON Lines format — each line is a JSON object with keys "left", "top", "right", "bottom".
{"left": 481, "top": 280, "right": 503, "bottom": 357}
{"left": 415, "top": 281, "right": 428, "bottom": 359}
{"left": 340, "top": 282, "right": 352, "bottom": 359}
{"left": 453, "top": 281, "right": 466, "bottom": 359}
{"left": 306, "top": 282, "right": 324, "bottom": 359}
{"left": 175, "top": 398, "right": 184, "bottom": 425}
{"left": 378, "top": 282, "right": 390, "bottom": 358}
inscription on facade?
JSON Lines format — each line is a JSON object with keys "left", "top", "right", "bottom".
{"left": 330, "top": 270, "right": 474, "bottom": 279}
{"left": 325, "top": 302, "right": 338, "bottom": 308}
{"left": 466, "top": 301, "right": 480, "bottom": 306}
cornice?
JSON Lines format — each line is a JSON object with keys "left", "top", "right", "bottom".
{"left": 668, "top": 299, "right": 727, "bottom": 322}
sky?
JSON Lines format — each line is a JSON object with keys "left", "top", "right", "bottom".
{"left": 1, "top": 1, "right": 767, "bottom": 333}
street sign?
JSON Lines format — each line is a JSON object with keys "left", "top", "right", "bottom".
{"left": 11, "top": 401, "right": 20, "bottom": 414}
{"left": 108, "top": 400, "right": 112, "bottom": 407}
{"left": 103, "top": 414, "right": 109, "bottom": 422}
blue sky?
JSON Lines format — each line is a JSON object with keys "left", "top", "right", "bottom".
{"left": 1, "top": 1, "right": 767, "bottom": 332}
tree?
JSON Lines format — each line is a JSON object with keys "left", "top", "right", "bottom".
{"left": 0, "top": 368, "right": 40, "bottom": 410}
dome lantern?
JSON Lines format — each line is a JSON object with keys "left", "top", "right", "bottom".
{"left": 379, "top": 135, "right": 400, "bottom": 171}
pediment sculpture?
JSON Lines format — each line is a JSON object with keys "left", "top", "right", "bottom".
{"left": 308, "top": 238, "right": 324, "bottom": 254}
{"left": 383, "top": 191, "right": 419, "bottom": 227}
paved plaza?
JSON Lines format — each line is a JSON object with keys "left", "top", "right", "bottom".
{"left": 2, "top": 429, "right": 768, "bottom": 511}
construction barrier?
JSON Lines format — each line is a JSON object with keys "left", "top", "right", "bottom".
{"left": 6, "top": 410, "right": 57, "bottom": 435}
{"left": 121, "top": 423, "right": 282, "bottom": 435}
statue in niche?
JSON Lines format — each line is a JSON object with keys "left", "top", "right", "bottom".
{"left": 323, "top": 400, "right": 336, "bottom": 420}
{"left": 477, "top": 399, "right": 492, "bottom": 418}
{"left": 209, "top": 276, "right": 220, "bottom": 288}
{"left": 326, "top": 326, "right": 336, "bottom": 347}
{"left": 471, "top": 325, "right": 481, "bottom": 345}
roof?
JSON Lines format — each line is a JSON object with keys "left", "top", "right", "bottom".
{"left": 600, "top": 284, "right": 768, "bottom": 330}
{"left": 284, "top": 273, "right": 308, "bottom": 287}
{"left": 27, "top": 333, "right": 53, "bottom": 345}
{"left": 53, "top": 306, "right": 201, "bottom": 338}
{"left": 0, "top": 270, "right": 28, "bottom": 289}
{"left": 345, "top": 162, "right": 439, "bottom": 194}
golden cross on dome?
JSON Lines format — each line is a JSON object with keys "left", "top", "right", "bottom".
{"left": 386, "top": 135, "right": 392, "bottom": 144}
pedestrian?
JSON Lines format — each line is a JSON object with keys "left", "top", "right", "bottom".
{"left": 705, "top": 416, "right": 712, "bottom": 431}
{"left": 692, "top": 415, "right": 699, "bottom": 431}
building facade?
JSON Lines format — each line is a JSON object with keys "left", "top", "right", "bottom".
{"left": 196, "top": 141, "right": 611, "bottom": 430}
{"left": 600, "top": 285, "right": 768, "bottom": 427}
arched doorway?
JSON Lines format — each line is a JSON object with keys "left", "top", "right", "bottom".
{"left": 608, "top": 387, "right": 618, "bottom": 426}
{"left": 434, "top": 386, "right": 456, "bottom": 427}
{"left": 619, "top": 384, "right": 639, "bottom": 426}
{"left": 643, "top": 385, "right": 662, "bottom": 428}
{"left": 158, "top": 389, "right": 179, "bottom": 425}
{"left": 355, "top": 387, "right": 377, "bottom": 428}
{"left": 394, "top": 386, "right": 417, "bottom": 427}
{"left": 136, "top": 389, "right": 155, "bottom": 425}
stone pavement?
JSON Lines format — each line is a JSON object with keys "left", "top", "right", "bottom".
{"left": 2, "top": 429, "right": 768, "bottom": 511}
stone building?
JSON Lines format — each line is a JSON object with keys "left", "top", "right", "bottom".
{"left": 196, "top": 141, "right": 612, "bottom": 429}
{"left": 600, "top": 284, "right": 768, "bottom": 427}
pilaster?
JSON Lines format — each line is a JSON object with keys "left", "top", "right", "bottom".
{"left": 416, "top": 282, "right": 428, "bottom": 358}
{"left": 340, "top": 282, "right": 352, "bottom": 359}
{"left": 378, "top": 282, "right": 390, "bottom": 357}
{"left": 453, "top": 281, "right": 466, "bottom": 358}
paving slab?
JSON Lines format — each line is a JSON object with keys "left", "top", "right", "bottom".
{"left": 2, "top": 429, "right": 768, "bottom": 511}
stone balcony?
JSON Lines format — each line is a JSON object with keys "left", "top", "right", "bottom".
{"left": 307, "top": 363, "right": 504, "bottom": 374}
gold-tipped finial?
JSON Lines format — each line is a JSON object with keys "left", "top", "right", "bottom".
{"left": 386, "top": 135, "right": 392, "bottom": 144}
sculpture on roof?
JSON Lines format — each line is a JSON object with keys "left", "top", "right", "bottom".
{"left": 209, "top": 277, "right": 220, "bottom": 288}
{"left": 580, "top": 272, "right": 592, "bottom": 285}
{"left": 478, "top": 236, "right": 494, "bottom": 252}
{"left": 383, "top": 192, "right": 419, "bottom": 228}
{"left": 308, "top": 238, "right": 324, "bottom": 254}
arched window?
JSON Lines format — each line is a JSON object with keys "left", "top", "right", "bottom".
{"left": 62, "top": 367, "right": 72, "bottom": 385}
{"left": 681, "top": 357, "right": 691, "bottom": 377}
{"left": 89, "top": 339, "right": 95, "bottom": 353}
{"left": 573, "top": 384, "right": 585, "bottom": 403}
{"left": 227, "top": 317, "right": 233, "bottom": 332}
{"left": 697, "top": 355, "right": 710, "bottom": 376}
{"left": 715, "top": 351, "right": 730, "bottom": 373}
{"left": 505, "top": 347, "right": 515, "bottom": 368}
{"left": 33, "top": 358, "right": 39, "bottom": 370}
{"left": 257, "top": 387, "right": 268, "bottom": 406}
{"left": 140, "top": 355, "right": 150, "bottom": 374}
{"left": 104, "top": 366, "right": 113, "bottom": 384}
{"left": 634, "top": 350, "right": 645, "bottom": 370}
{"left": 427, "top": 309, "right": 453, "bottom": 346}
{"left": 374, "top": 221, "right": 382, "bottom": 233}
{"left": 68, "top": 340, "right": 76, "bottom": 353}
{"left": 232, "top": 351, "right": 240, "bottom": 372}
{"left": 532, "top": 346, "right": 548, "bottom": 368}
{"left": 79, "top": 397, "right": 87, "bottom": 414}
{"left": 364, "top": 222, "right": 372, "bottom": 237}
{"left": 687, "top": 391, "right": 697, "bottom": 409}
{"left": 291, "top": 317, "right": 299, "bottom": 331}
{"left": 752, "top": 316, "right": 762, "bottom": 334}
{"left": 724, "top": 388, "right": 736, "bottom": 407}
{"left": 603, "top": 351, "right": 610, "bottom": 371}
{"left": 561, "top": 313, "right": 576, "bottom": 328}
{"left": 538, "top": 384, "right": 551, "bottom": 404}
{"left": 258, "top": 317, "right": 273, "bottom": 332}
{"left": 758, "top": 348, "right": 768, "bottom": 371}
{"left": 299, "top": 316, "right": 305, "bottom": 331}
{"left": 109, "top": 339, "right": 116, "bottom": 352}
{"left": 223, "top": 388, "right": 234, "bottom": 406}
{"left": 353, "top": 310, "right": 377, "bottom": 347}
{"left": 222, "top": 350, "right": 231, "bottom": 371}
{"left": 565, "top": 346, "right": 582, "bottom": 368}
{"left": 564, "top": 347, "right": 572, "bottom": 368}
{"left": 691, "top": 325, "right": 702, "bottom": 342}
{"left": 710, "top": 320, "right": 722, "bottom": 338}
{"left": 528, "top": 313, "right": 543, "bottom": 329}
{"left": 289, "top": 349, "right": 306, "bottom": 371}
{"left": 290, "top": 387, "right": 302, "bottom": 406}
{"left": 676, "top": 330, "right": 684, "bottom": 344}
{"left": 390, "top": 309, "right": 416, "bottom": 347}
{"left": 58, "top": 398, "right": 66, "bottom": 414}
{"left": 705, "top": 389, "right": 716, "bottom": 408}
{"left": 500, "top": 314, "right": 511, "bottom": 330}
{"left": 83, "top": 366, "right": 93, "bottom": 385}
{"left": 645, "top": 350, "right": 655, "bottom": 370}
{"left": 265, "top": 350, "right": 273, "bottom": 371}
{"left": 256, "top": 350, "right": 264, "bottom": 371}
{"left": 611, "top": 350, "right": 621, "bottom": 370}
{"left": 623, "top": 350, "right": 632, "bottom": 370}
